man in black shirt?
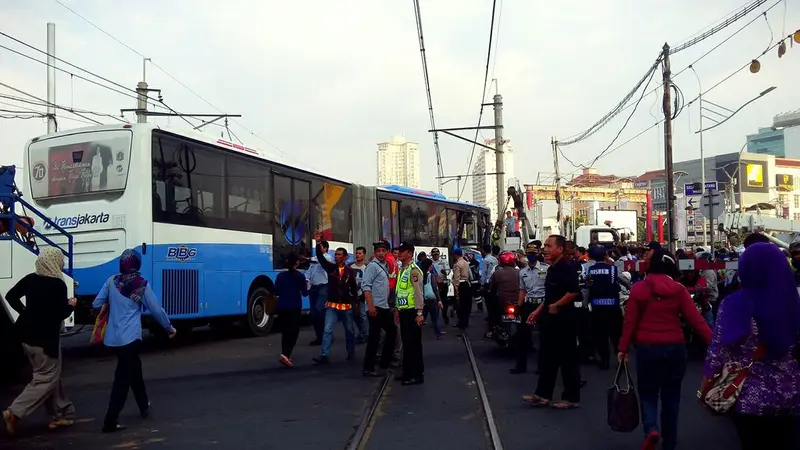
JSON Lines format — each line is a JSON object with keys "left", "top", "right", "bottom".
{"left": 522, "top": 234, "right": 581, "bottom": 409}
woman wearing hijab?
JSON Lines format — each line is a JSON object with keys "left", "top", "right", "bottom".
{"left": 2, "top": 247, "right": 77, "bottom": 435}
{"left": 702, "top": 243, "right": 800, "bottom": 450}
{"left": 92, "top": 249, "right": 175, "bottom": 433}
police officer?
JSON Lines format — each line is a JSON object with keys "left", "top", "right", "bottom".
{"left": 510, "top": 241, "right": 548, "bottom": 374}
{"left": 585, "top": 245, "right": 627, "bottom": 370}
{"left": 394, "top": 242, "right": 426, "bottom": 386}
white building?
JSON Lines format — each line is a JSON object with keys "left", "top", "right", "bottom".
{"left": 376, "top": 136, "right": 420, "bottom": 188}
{"left": 472, "top": 139, "right": 515, "bottom": 222}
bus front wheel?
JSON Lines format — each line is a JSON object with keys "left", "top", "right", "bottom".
{"left": 246, "top": 286, "right": 276, "bottom": 337}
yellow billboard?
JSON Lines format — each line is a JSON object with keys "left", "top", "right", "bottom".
{"left": 746, "top": 163, "right": 763, "bottom": 188}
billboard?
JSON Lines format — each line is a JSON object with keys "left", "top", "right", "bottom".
{"left": 740, "top": 160, "right": 769, "bottom": 193}
{"left": 776, "top": 173, "right": 794, "bottom": 192}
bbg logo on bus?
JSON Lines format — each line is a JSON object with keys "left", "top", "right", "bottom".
{"left": 44, "top": 213, "right": 110, "bottom": 230}
{"left": 166, "top": 245, "right": 197, "bottom": 262}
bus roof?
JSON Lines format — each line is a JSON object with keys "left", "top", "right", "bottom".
{"left": 377, "top": 185, "right": 488, "bottom": 210}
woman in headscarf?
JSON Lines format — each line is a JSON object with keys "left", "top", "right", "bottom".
{"left": 92, "top": 249, "right": 175, "bottom": 433}
{"left": 702, "top": 243, "right": 800, "bottom": 450}
{"left": 2, "top": 247, "right": 76, "bottom": 435}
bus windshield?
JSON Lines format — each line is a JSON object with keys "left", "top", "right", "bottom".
{"left": 27, "top": 129, "right": 133, "bottom": 201}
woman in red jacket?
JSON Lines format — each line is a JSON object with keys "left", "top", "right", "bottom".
{"left": 618, "top": 250, "right": 712, "bottom": 450}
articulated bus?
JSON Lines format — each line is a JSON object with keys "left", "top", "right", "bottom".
{"left": 2, "top": 123, "right": 490, "bottom": 337}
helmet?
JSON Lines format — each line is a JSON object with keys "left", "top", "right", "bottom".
{"left": 498, "top": 251, "right": 517, "bottom": 267}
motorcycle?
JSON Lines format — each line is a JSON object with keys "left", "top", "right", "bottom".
{"left": 492, "top": 303, "right": 521, "bottom": 350}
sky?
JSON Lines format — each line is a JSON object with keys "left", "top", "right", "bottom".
{"left": 1, "top": 0, "right": 799, "bottom": 203}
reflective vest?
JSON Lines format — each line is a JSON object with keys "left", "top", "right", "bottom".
{"left": 395, "top": 262, "right": 420, "bottom": 310}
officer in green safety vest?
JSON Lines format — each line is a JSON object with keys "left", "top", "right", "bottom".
{"left": 393, "top": 241, "right": 426, "bottom": 386}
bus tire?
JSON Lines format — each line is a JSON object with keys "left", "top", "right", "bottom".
{"left": 246, "top": 286, "right": 276, "bottom": 337}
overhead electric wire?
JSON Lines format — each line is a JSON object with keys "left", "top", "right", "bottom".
{"left": 458, "top": 0, "right": 498, "bottom": 201}
{"left": 411, "top": 0, "right": 444, "bottom": 192}
{"left": 0, "top": 92, "right": 127, "bottom": 123}
{"left": 51, "top": 0, "right": 305, "bottom": 168}
{"left": 0, "top": 32, "right": 195, "bottom": 128}
{"left": 558, "top": 0, "right": 777, "bottom": 147}
{"left": 670, "top": 0, "right": 767, "bottom": 54}
{"left": 0, "top": 81, "right": 104, "bottom": 125}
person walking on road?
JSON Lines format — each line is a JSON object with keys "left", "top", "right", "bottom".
{"left": 419, "top": 258, "right": 443, "bottom": 339}
{"left": 510, "top": 241, "right": 548, "bottom": 374}
{"left": 313, "top": 243, "right": 358, "bottom": 365}
{"left": 394, "top": 242, "right": 426, "bottom": 386}
{"left": 585, "top": 245, "right": 629, "bottom": 370}
{"left": 452, "top": 249, "right": 472, "bottom": 333}
{"left": 522, "top": 234, "right": 582, "bottom": 409}
{"left": 618, "top": 249, "right": 711, "bottom": 450}
{"left": 306, "top": 240, "right": 331, "bottom": 346}
{"left": 702, "top": 243, "right": 800, "bottom": 450}
{"left": 362, "top": 240, "right": 398, "bottom": 377}
{"left": 274, "top": 252, "right": 309, "bottom": 368}
{"left": 93, "top": 249, "right": 176, "bottom": 433}
{"left": 2, "top": 247, "right": 77, "bottom": 435}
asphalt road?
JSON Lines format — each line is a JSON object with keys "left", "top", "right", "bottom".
{"left": 0, "top": 311, "right": 793, "bottom": 450}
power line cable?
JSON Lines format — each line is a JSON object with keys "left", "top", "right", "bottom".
{"left": 670, "top": 0, "right": 767, "bottom": 54}
{"left": 0, "top": 92, "right": 127, "bottom": 122}
{"left": 458, "top": 0, "right": 498, "bottom": 201}
{"left": 0, "top": 80, "right": 103, "bottom": 125}
{"left": 411, "top": 0, "right": 444, "bottom": 190}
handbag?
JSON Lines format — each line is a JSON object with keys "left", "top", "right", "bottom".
{"left": 607, "top": 361, "right": 640, "bottom": 433}
{"left": 698, "top": 343, "right": 766, "bottom": 414}
{"left": 423, "top": 275, "right": 437, "bottom": 301}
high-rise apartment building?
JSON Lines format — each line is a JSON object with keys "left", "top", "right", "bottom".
{"left": 376, "top": 136, "right": 420, "bottom": 188}
{"left": 472, "top": 139, "right": 515, "bottom": 221}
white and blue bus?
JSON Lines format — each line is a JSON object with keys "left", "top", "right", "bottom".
{"left": 6, "top": 124, "right": 490, "bottom": 336}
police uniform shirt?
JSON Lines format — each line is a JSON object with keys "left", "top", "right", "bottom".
{"left": 519, "top": 262, "right": 548, "bottom": 300}
{"left": 585, "top": 262, "right": 620, "bottom": 307}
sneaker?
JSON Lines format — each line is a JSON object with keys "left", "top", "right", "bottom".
{"left": 279, "top": 354, "right": 293, "bottom": 368}
{"left": 641, "top": 431, "right": 661, "bottom": 450}
{"left": 346, "top": 352, "right": 356, "bottom": 361}
{"left": 2, "top": 410, "right": 18, "bottom": 436}
{"left": 140, "top": 401, "right": 151, "bottom": 419}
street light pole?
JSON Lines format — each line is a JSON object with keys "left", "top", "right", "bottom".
{"left": 690, "top": 66, "right": 707, "bottom": 247}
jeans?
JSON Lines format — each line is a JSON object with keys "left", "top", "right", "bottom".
{"left": 310, "top": 285, "right": 328, "bottom": 342}
{"left": 321, "top": 308, "right": 355, "bottom": 357}
{"left": 702, "top": 309, "right": 715, "bottom": 329}
{"left": 278, "top": 309, "right": 302, "bottom": 358}
{"left": 635, "top": 343, "right": 688, "bottom": 450}
{"left": 353, "top": 298, "right": 369, "bottom": 339}
{"left": 422, "top": 300, "right": 442, "bottom": 337}
{"left": 104, "top": 340, "right": 147, "bottom": 428}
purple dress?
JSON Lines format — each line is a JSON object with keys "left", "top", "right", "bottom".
{"left": 704, "top": 299, "right": 800, "bottom": 415}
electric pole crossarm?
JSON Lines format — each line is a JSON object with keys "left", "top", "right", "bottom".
{"left": 434, "top": 130, "right": 497, "bottom": 151}
{"left": 429, "top": 125, "right": 501, "bottom": 132}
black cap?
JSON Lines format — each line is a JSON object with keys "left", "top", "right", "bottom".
{"left": 394, "top": 241, "right": 415, "bottom": 253}
{"left": 589, "top": 245, "right": 607, "bottom": 261}
{"left": 373, "top": 240, "right": 390, "bottom": 250}
{"left": 647, "top": 241, "right": 662, "bottom": 250}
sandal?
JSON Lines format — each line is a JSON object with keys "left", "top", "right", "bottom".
{"left": 551, "top": 401, "right": 579, "bottom": 409}
{"left": 521, "top": 395, "right": 550, "bottom": 407}
{"left": 48, "top": 418, "right": 74, "bottom": 430}
{"left": 279, "top": 354, "right": 293, "bottom": 368}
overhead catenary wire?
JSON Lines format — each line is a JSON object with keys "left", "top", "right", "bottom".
{"left": 51, "top": 0, "right": 307, "bottom": 168}
{"left": 0, "top": 81, "right": 104, "bottom": 125}
{"left": 670, "top": 0, "right": 767, "bottom": 54}
{"left": 0, "top": 92, "right": 127, "bottom": 123}
{"left": 458, "top": 0, "right": 499, "bottom": 201}
{"left": 411, "top": 0, "right": 445, "bottom": 192}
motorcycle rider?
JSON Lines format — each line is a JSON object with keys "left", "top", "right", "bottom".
{"left": 486, "top": 251, "right": 518, "bottom": 339}
{"left": 510, "top": 241, "right": 548, "bottom": 374}
{"left": 585, "top": 245, "right": 629, "bottom": 370}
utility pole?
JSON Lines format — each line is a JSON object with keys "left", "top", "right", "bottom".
{"left": 662, "top": 43, "right": 676, "bottom": 253}
{"left": 493, "top": 94, "right": 505, "bottom": 218}
{"left": 694, "top": 74, "right": 708, "bottom": 247}
{"left": 136, "top": 58, "right": 151, "bottom": 124}
{"left": 552, "top": 137, "right": 564, "bottom": 235}
{"left": 46, "top": 23, "right": 56, "bottom": 133}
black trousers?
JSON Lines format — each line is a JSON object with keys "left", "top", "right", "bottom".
{"left": 398, "top": 309, "right": 424, "bottom": 380}
{"left": 534, "top": 311, "right": 581, "bottom": 403}
{"left": 438, "top": 282, "right": 451, "bottom": 324}
{"left": 514, "top": 302, "right": 537, "bottom": 371}
{"left": 279, "top": 309, "right": 302, "bottom": 358}
{"left": 104, "top": 340, "right": 147, "bottom": 427}
{"left": 363, "top": 307, "right": 397, "bottom": 372}
{"left": 456, "top": 281, "right": 473, "bottom": 330}
{"left": 732, "top": 413, "right": 795, "bottom": 450}
{"left": 576, "top": 307, "right": 594, "bottom": 362}
{"left": 591, "top": 305, "right": 623, "bottom": 368}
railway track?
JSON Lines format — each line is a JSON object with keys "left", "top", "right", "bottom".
{"left": 344, "top": 334, "right": 503, "bottom": 450}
